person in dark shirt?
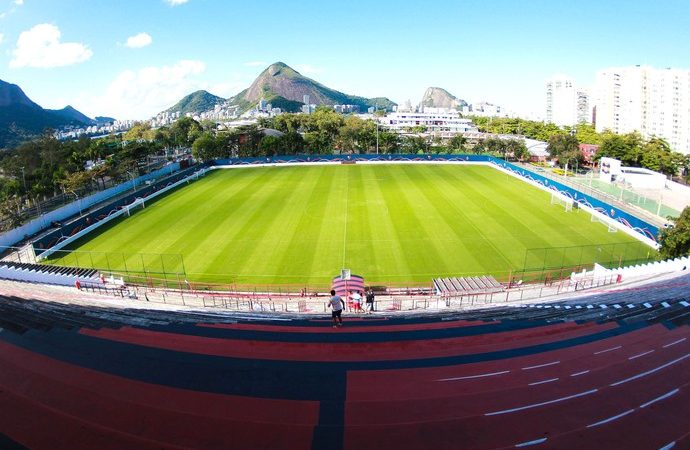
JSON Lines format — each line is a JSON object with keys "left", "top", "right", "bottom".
{"left": 365, "top": 288, "right": 375, "bottom": 313}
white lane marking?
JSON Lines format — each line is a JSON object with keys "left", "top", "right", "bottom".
{"left": 599, "top": 304, "right": 608, "bottom": 309}
{"left": 515, "top": 437, "right": 548, "bottom": 447}
{"left": 587, "top": 305, "right": 594, "bottom": 309}
{"left": 438, "top": 370, "right": 510, "bottom": 381}
{"left": 575, "top": 305, "right": 583, "bottom": 309}
{"left": 663, "top": 337, "right": 687, "bottom": 348}
{"left": 544, "top": 305, "right": 552, "bottom": 309}
{"left": 570, "top": 370, "right": 590, "bottom": 377}
{"left": 564, "top": 305, "right": 571, "bottom": 309}
{"left": 522, "top": 360, "right": 560, "bottom": 370}
{"left": 629, "top": 350, "right": 655, "bottom": 360}
{"left": 529, "top": 377, "right": 559, "bottom": 386}
{"left": 644, "top": 303, "right": 653, "bottom": 308}
{"left": 485, "top": 389, "right": 598, "bottom": 416}
{"left": 554, "top": 305, "right": 561, "bottom": 309}
{"left": 627, "top": 304, "right": 636, "bottom": 309}
{"left": 610, "top": 353, "right": 690, "bottom": 387}
{"left": 613, "top": 304, "right": 622, "bottom": 309}
{"left": 659, "top": 441, "right": 676, "bottom": 450}
{"left": 680, "top": 301, "right": 689, "bottom": 307}
{"left": 594, "top": 345, "right": 622, "bottom": 355}
{"left": 662, "top": 301, "right": 671, "bottom": 308}
{"left": 640, "top": 388, "right": 680, "bottom": 408}
{"left": 586, "top": 409, "right": 635, "bottom": 428}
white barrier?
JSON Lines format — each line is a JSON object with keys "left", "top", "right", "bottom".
{"left": 37, "top": 168, "right": 208, "bottom": 261}
{"left": 0, "top": 163, "right": 181, "bottom": 248}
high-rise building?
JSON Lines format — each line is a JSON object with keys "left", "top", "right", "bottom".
{"left": 594, "top": 65, "right": 690, "bottom": 154}
{"left": 545, "top": 76, "right": 590, "bottom": 126}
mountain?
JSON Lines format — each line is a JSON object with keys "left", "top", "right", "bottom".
{"left": 421, "top": 87, "right": 467, "bottom": 110}
{"left": 48, "top": 105, "right": 96, "bottom": 126}
{"left": 95, "top": 116, "right": 116, "bottom": 125}
{"left": 166, "top": 90, "right": 225, "bottom": 115}
{"left": 0, "top": 79, "right": 67, "bottom": 149}
{"left": 228, "top": 62, "right": 396, "bottom": 113}
{"left": 0, "top": 79, "right": 98, "bottom": 149}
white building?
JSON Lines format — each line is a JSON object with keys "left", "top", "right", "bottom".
{"left": 380, "top": 111, "right": 477, "bottom": 136}
{"left": 545, "top": 75, "right": 591, "bottom": 126}
{"left": 594, "top": 65, "right": 690, "bottom": 154}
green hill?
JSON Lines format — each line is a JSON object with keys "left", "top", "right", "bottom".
{"left": 166, "top": 90, "right": 225, "bottom": 115}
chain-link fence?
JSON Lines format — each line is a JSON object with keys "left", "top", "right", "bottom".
{"left": 40, "top": 249, "right": 186, "bottom": 287}
{"left": 519, "top": 242, "right": 655, "bottom": 283}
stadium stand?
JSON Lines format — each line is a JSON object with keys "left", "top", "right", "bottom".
{"left": 433, "top": 276, "right": 503, "bottom": 296}
{"left": 0, "top": 272, "right": 688, "bottom": 450}
{"left": 0, "top": 261, "right": 100, "bottom": 286}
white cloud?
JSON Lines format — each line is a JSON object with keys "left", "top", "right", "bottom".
{"left": 10, "top": 24, "right": 92, "bottom": 69}
{"left": 243, "top": 61, "right": 267, "bottom": 67}
{"left": 81, "top": 60, "right": 207, "bottom": 120}
{"left": 125, "top": 32, "right": 152, "bottom": 48}
{"left": 164, "top": 0, "right": 189, "bottom": 5}
{"left": 0, "top": 33, "right": 4, "bottom": 45}
{"left": 14, "top": 0, "right": 24, "bottom": 5}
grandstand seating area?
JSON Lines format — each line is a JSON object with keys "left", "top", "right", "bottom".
{"left": 0, "top": 273, "right": 688, "bottom": 450}
{"left": 0, "top": 261, "right": 100, "bottom": 286}
{"left": 433, "top": 276, "right": 503, "bottom": 296}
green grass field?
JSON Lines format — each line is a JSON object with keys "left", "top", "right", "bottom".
{"left": 47, "top": 164, "right": 653, "bottom": 287}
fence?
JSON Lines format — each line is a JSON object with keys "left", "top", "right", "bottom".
{"left": 39, "top": 249, "right": 186, "bottom": 286}
{"left": 518, "top": 242, "right": 656, "bottom": 283}
{"left": 118, "top": 272, "right": 623, "bottom": 313}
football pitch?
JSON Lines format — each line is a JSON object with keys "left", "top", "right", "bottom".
{"left": 48, "top": 164, "right": 653, "bottom": 287}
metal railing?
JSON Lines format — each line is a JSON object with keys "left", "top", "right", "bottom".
{"left": 111, "top": 273, "right": 623, "bottom": 313}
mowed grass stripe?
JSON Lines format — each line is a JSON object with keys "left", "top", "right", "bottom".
{"left": 198, "top": 167, "right": 306, "bottom": 281}
{"left": 378, "top": 165, "right": 452, "bottom": 278}
{"left": 249, "top": 167, "right": 336, "bottom": 282}
{"left": 410, "top": 165, "right": 514, "bottom": 274}
{"left": 468, "top": 167, "right": 599, "bottom": 247}
{"left": 55, "top": 164, "right": 652, "bottom": 286}
{"left": 354, "top": 165, "right": 412, "bottom": 281}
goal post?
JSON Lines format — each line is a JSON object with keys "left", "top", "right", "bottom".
{"left": 550, "top": 191, "right": 574, "bottom": 212}
{"left": 125, "top": 197, "right": 146, "bottom": 217}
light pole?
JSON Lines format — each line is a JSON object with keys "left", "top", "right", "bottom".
{"left": 70, "top": 191, "right": 82, "bottom": 216}
{"left": 376, "top": 119, "right": 379, "bottom": 155}
{"left": 126, "top": 170, "right": 136, "bottom": 192}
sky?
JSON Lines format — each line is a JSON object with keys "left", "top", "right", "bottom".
{"left": 0, "top": 0, "right": 689, "bottom": 121}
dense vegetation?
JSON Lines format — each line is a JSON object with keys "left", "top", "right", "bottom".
{"left": 471, "top": 117, "right": 690, "bottom": 178}
{"left": 3, "top": 110, "right": 689, "bottom": 232}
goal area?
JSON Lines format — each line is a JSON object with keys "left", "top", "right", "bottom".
{"left": 550, "top": 191, "right": 574, "bottom": 212}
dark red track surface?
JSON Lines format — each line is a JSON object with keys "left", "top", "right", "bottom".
{"left": 0, "top": 296, "right": 688, "bottom": 450}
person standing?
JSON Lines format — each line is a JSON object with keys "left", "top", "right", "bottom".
{"left": 350, "top": 290, "right": 363, "bottom": 313}
{"left": 329, "top": 290, "right": 345, "bottom": 328}
{"left": 366, "top": 288, "right": 375, "bottom": 313}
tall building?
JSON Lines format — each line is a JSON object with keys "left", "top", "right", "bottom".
{"left": 594, "top": 65, "right": 690, "bottom": 154}
{"left": 545, "top": 76, "right": 590, "bottom": 126}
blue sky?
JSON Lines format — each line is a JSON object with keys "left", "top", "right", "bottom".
{"left": 1, "top": 0, "right": 689, "bottom": 120}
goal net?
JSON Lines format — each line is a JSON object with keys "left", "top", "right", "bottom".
{"left": 550, "top": 192, "right": 574, "bottom": 212}
{"left": 589, "top": 210, "right": 618, "bottom": 233}
{"left": 125, "top": 197, "right": 146, "bottom": 217}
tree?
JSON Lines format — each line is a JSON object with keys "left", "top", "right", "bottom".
{"left": 191, "top": 132, "right": 218, "bottom": 161}
{"left": 259, "top": 135, "right": 282, "bottom": 156}
{"left": 448, "top": 135, "right": 467, "bottom": 153}
{"left": 170, "top": 116, "right": 202, "bottom": 148}
{"left": 658, "top": 207, "right": 690, "bottom": 259}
